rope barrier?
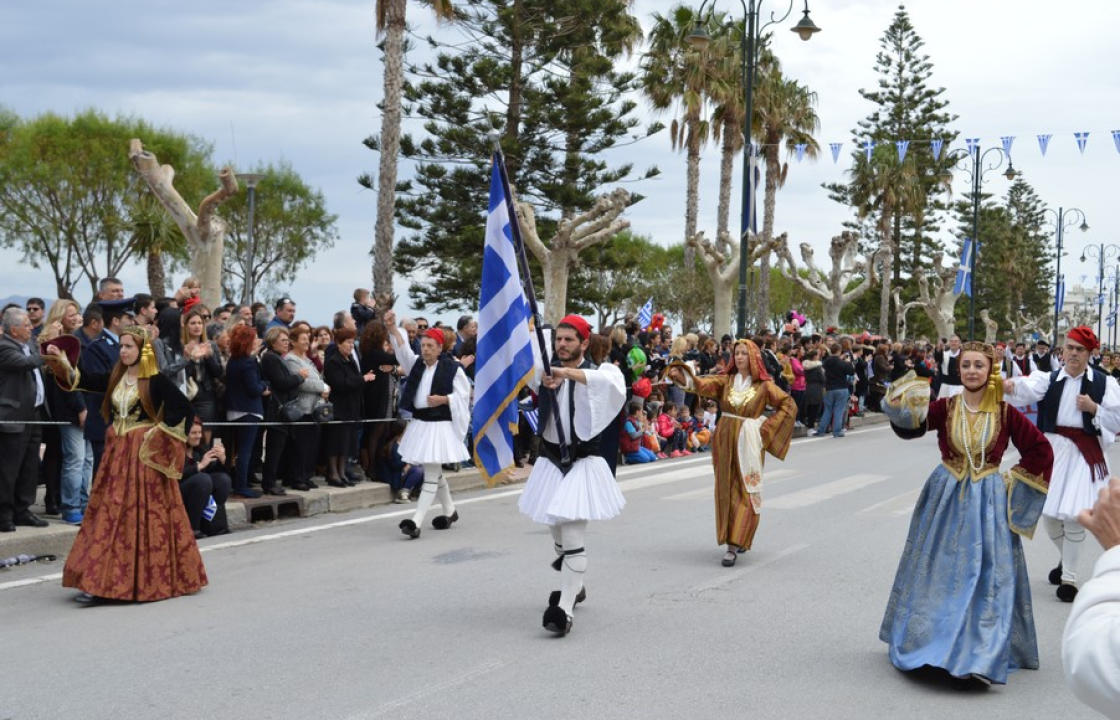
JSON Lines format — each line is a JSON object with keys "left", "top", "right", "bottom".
{"left": 0, "top": 417, "right": 401, "bottom": 428}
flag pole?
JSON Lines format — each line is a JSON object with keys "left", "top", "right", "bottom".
{"left": 488, "top": 134, "right": 570, "bottom": 467}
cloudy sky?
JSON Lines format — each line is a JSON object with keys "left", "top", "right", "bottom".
{"left": 2, "top": 0, "right": 1119, "bottom": 328}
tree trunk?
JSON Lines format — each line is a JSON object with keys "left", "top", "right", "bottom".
{"left": 712, "top": 272, "right": 734, "bottom": 340}
{"left": 716, "top": 132, "right": 734, "bottom": 241}
{"left": 822, "top": 302, "right": 841, "bottom": 329}
{"left": 192, "top": 223, "right": 225, "bottom": 308}
{"left": 681, "top": 123, "right": 700, "bottom": 331}
{"left": 372, "top": 0, "right": 406, "bottom": 296}
{"left": 878, "top": 241, "right": 892, "bottom": 337}
{"left": 542, "top": 251, "right": 573, "bottom": 327}
{"left": 146, "top": 246, "right": 167, "bottom": 298}
{"left": 760, "top": 149, "right": 780, "bottom": 329}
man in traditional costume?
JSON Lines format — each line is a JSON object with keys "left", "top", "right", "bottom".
{"left": 1032, "top": 338, "right": 1055, "bottom": 372}
{"left": 666, "top": 337, "right": 796, "bottom": 567}
{"left": 1004, "top": 325, "right": 1120, "bottom": 601}
{"left": 384, "top": 310, "right": 471, "bottom": 539}
{"left": 519, "top": 315, "right": 626, "bottom": 636}
{"left": 880, "top": 343, "right": 1052, "bottom": 687}
{"left": 934, "top": 334, "right": 964, "bottom": 400}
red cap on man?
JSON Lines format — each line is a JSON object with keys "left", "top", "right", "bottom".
{"left": 423, "top": 327, "right": 445, "bottom": 346}
{"left": 1067, "top": 325, "right": 1099, "bottom": 351}
{"left": 558, "top": 314, "right": 591, "bottom": 341}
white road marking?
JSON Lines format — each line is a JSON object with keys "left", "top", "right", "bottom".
{"left": 660, "top": 468, "right": 801, "bottom": 501}
{"left": 345, "top": 658, "right": 508, "bottom": 718}
{"left": 857, "top": 488, "right": 921, "bottom": 517}
{"left": 766, "top": 473, "right": 891, "bottom": 510}
{"left": 690, "top": 542, "right": 811, "bottom": 594}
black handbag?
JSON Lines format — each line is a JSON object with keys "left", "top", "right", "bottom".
{"left": 280, "top": 398, "right": 304, "bottom": 423}
{"left": 311, "top": 400, "right": 334, "bottom": 423}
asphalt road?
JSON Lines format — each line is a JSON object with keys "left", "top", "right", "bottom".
{"left": 0, "top": 424, "right": 1108, "bottom": 719}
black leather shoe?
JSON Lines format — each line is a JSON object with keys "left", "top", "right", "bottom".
{"left": 263, "top": 486, "right": 287, "bottom": 496}
{"left": 1048, "top": 564, "right": 1063, "bottom": 586}
{"left": 1057, "top": 583, "right": 1078, "bottom": 602}
{"left": 542, "top": 605, "right": 572, "bottom": 636}
{"left": 0, "top": 519, "right": 14, "bottom": 533}
{"left": 399, "top": 519, "right": 420, "bottom": 539}
{"left": 285, "top": 482, "right": 312, "bottom": 492}
{"left": 304, "top": 479, "right": 319, "bottom": 489}
{"left": 73, "top": 592, "right": 105, "bottom": 605}
{"left": 14, "top": 511, "right": 48, "bottom": 528}
{"left": 432, "top": 510, "right": 459, "bottom": 530}
{"left": 548, "top": 587, "right": 587, "bottom": 608}
{"left": 44, "top": 503, "right": 61, "bottom": 516}
{"left": 326, "top": 478, "right": 348, "bottom": 489}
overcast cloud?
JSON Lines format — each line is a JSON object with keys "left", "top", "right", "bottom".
{"left": 2, "top": 0, "right": 1118, "bottom": 328}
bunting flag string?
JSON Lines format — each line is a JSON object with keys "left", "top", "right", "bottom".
{"left": 829, "top": 142, "right": 842, "bottom": 163}
{"left": 1000, "top": 135, "right": 1015, "bottom": 156}
{"left": 966, "top": 137, "right": 980, "bottom": 156}
{"left": 896, "top": 139, "right": 909, "bottom": 162}
{"left": 1075, "top": 131, "right": 1090, "bottom": 154}
{"left": 1038, "top": 133, "right": 1052, "bottom": 156}
{"left": 795, "top": 143, "right": 807, "bottom": 162}
{"left": 863, "top": 139, "right": 875, "bottom": 162}
{"left": 930, "top": 138, "right": 944, "bottom": 160}
{"left": 1113, "top": 130, "right": 1120, "bottom": 154}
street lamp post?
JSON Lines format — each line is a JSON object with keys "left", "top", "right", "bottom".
{"left": 1079, "top": 241, "right": 1119, "bottom": 345}
{"left": 1045, "top": 207, "right": 1089, "bottom": 347}
{"left": 689, "top": 0, "right": 819, "bottom": 338}
{"left": 236, "top": 172, "right": 265, "bottom": 305}
{"left": 940, "top": 146, "right": 1016, "bottom": 341}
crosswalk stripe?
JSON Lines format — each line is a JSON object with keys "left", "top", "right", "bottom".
{"left": 857, "top": 488, "right": 921, "bottom": 516}
{"left": 766, "top": 473, "right": 890, "bottom": 510}
{"left": 660, "top": 468, "right": 801, "bottom": 501}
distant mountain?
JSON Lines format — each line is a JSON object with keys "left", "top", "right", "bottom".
{"left": 0, "top": 295, "right": 55, "bottom": 310}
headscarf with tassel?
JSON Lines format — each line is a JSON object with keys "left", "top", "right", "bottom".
{"left": 960, "top": 340, "right": 1002, "bottom": 413}
{"left": 121, "top": 325, "right": 160, "bottom": 379}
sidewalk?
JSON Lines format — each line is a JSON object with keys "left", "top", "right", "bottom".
{"left": 0, "top": 412, "right": 889, "bottom": 562}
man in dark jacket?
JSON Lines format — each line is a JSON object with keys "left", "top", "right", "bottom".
{"left": 813, "top": 343, "right": 855, "bottom": 439}
{"left": 79, "top": 298, "right": 132, "bottom": 474}
{"left": 0, "top": 307, "right": 53, "bottom": 531}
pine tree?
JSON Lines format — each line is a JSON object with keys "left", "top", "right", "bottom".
{"left": 826, "top": 4, "right": 958, "bottom": 335}
{"left": 376, "top": 0, "right": 660, "bottom": 312}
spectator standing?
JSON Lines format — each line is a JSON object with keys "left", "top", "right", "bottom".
{"left": 25, "top": 298, "right": 45, "bottom": 338}
{"left": 181, "top": 305, "right": 223, "bottom": 428}
{"left": 259, "top": 327, "right": 304, "bottom": 494}
{"left": 79, "top": 298, "right": 133, "bottom": 474}
{"left": 814, "top": 344, "right": 854, "bottom": 438}
{"left": 453, "top": 315, "right": 477, "bottom": 357}
{"left": 311, "top": 325, "right": 332, "bottom": 373}
{"left": 0, "top": 307, "right": 52, "bottom": 531}
{"left": 360, "top": 318, "right": 399, "bottom": 472}
{"left": 323, "top": 327, "right": 374, "bottom": 487}
{"left": 285, "top": 326, "right": 329, "bottom": 487}
{"left": 223, "top": 325, "right": 268, "bottom": 498}
{"left": 267, "top": 297, "right": 295, "bottom": 332}
{"left": 801, "top": 350, "right": 825, "bottom": 429}
{"left": 868, "top": 343, "right": 892, "bottom": 412}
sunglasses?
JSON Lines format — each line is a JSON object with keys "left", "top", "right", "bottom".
{"left": 27, "top": 306, "right": 42, "bottom": 312}
{"left": 417, "top": 324, "right": 429, "bottom": 330}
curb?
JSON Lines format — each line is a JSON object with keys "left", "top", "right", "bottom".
{"left": 0, "top": 413, "right": 891, "bottom": 561}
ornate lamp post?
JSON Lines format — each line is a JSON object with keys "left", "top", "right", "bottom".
{"left": 939, "top": 145, "right": 1017, "bottom": 341}
{"left": 1079, "top": 241, "right": 1118, "bottom": 345}
{"left": 235, "top": 172, "right": 265, "bottom": 305}
{"left": 688, "top": 0, "right": 820, "bottom": 337}
{"left": 1045, "top": 207, "right": 1089, "bottom": 346}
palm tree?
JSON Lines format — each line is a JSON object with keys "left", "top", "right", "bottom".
{"left": 372, "top": 0, "right": 454, "bottom": 296}
{"left": 847, "top": 145, "right": 922, "bottom": 335}
{"left": 752, "top": 50, "right": 820, "bottom": 325}
{"left": 641, "top": 5, "right": 723, "bottom": 274}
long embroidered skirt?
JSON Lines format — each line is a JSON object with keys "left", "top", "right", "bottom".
{"left": 63, "top": 427, "right": 207, "bottom": 601}
{"left": 879, "top": 465, "right": 1038, "bottom": 684}
{"left": 710, "top": 416, "right": 765, "bottom": 549}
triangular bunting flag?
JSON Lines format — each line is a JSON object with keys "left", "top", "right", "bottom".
{"left": 930, "top": 138, "right": 944, "bottom": 161}
{"left": 966, "top": 137, "right": 980, "bottom": 155}
{"left": 829, "top": 142, "right": 842, "bottom": 164}
{"left": 1000, "top": 136, "right": 1015, "bottom": 156}
{"left": 863, "top": 139, "right": 875, "bottom": 162}
{"left": 1112, "top": 130, "right": 1120, "bottom": 154}
{"left": 1038, "top": 134, "right": 1052, "bottom": 156}
{"left": 794, "top": 143, "right": 806, "bottom": 162}
{"left": 1075, "top": 131, "right": 1090, "bottom": 154}
{"left": 896, "top": 140, "right": 909, "bottom": 163}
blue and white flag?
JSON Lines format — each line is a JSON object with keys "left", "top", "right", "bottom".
{"left": 1113, "top": 130, "right": 1120, "bottom": 155}
{"left": 1075, "top": 131, "right": 1090, "bottom": 154}
{"left": 1108, "top": 310, "right": 1116, "bottom": 329}
{"left": 896, "top": 139, "right": 909, "bottom": 162}
{"left": 930, "top": 138, "right": 944, "bottom": 160}
{"left": 966, "top": 137, "right": 980, "bottom": 156}
{"left": 1001, "top": 135, "right": 1015, "bottom": 156}
{"left": 471, "top": 155, "right": 536, "bottom": 485}
{"left": 1038, "top": 133, "right": 1052, "bottom": 156}
{"left": 863, "top": 139, "right": 875, "bottom": 162}
{"left": 829, "top": 142, "right": 842, "bottom": 164}
{"left": 953, "top": 239, "right": 974, "bottom": 296}
{"left": 1056, "top": 274, "right": 1066, "bottom": 313}
{"left": 637, "top": 297, "right": 653, "bottom": 330}
{"left": 794, "top": 143, "right": 807, "bottom": 162}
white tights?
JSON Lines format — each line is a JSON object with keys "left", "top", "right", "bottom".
{"left": 550, "top": 520, "right": 587, "bottom": 615}
{"left": 412, "top": 463, "right": 456, "bottom": 526}
{"left": 1044, "top": 515, "right": 1086, "bottom": 584}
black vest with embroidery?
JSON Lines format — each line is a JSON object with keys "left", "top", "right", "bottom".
{"left": 537, "top": 355, "right": 602, "bottom": 471}
{"left": 400, "top": 356, "right": 458, "bottom": 421}
{"left": 1033, "top": 352, "right": 1053, "bottom": 372}
{"left": 1036, "top": 369, "right": 1106, "bottom": 436}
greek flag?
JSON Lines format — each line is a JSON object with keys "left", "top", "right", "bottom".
{"left": 637, "top": 297, "right": 653, "bottom": 330}
{"left": 953, "top": 239, "right": 974, "bottom": 296}
{"left": 471, "top": 156, "right": 536, "bottom": 485}
{"left": 1056, "top": 274, "right": 1065, "bottom": 313}
{"left": 1108, "top": 310, "right": 1116, "bottom": 329}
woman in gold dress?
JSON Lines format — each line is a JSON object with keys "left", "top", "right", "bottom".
{"left": 667, "top": 338, "right": 796, "bottom": 566}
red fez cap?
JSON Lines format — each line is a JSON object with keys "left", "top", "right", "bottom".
{"left": 559, "top": 314, "right": 591, "bottom": 341}
{"left": 423, "top": 327, "right": 445, "bottom": 346}
{"left": 1067, "top": 325, "right": 1099, "bottom": 351}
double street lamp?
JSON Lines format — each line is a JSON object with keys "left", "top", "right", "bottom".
{"left": 1046, "top": 207, "right": 1089, "bottom": 347}
{"left": 1080, "top": 241, "right": 1117, "bottom": 346}
{"left": 688, "top": 0, "right": 820, "bottom": 338}
{"left": 235, "top": 172, "right": 265, "bottom": 306}
{"left": 939, "top": 145, "right": 1017, "bottom": 341}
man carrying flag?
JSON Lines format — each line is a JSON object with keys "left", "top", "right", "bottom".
{"left": 519, "top": 314, "right": 626, "bottom": 636}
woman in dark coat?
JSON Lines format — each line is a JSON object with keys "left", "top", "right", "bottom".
{"left": 259, "top": 327, "right": 308, "bottom": 493}
{"left": 359, "top": 318, "right": 399, "bottom": 474}
{"left": 323, "top": 328, "right": 375, "bottom": 486}
{"left": 223, "top": 325, "right": 269, "bottom": 498}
